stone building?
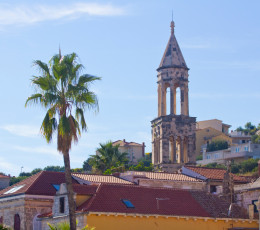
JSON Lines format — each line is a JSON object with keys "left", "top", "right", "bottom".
{"left": 119, "top": 171, "right": 206, "bottom": 191}
{"left": 151, "top": 20, "right": 196, "bottom": 172}
{"left": 112, "top": 139, "right": 145, "bottom": 163}
{"left": 0, "top": 171, "right": 132, "bottom": 230}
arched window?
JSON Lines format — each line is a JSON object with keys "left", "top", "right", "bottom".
{"left": 166, "top": 87, "right": 171, "bottom": 115}
{"left": 175, "top": 87, "right": 181, "bottom": 115}
{"left": 14, "top": 214, "right": 20, "bottom": 230}
{"left": 0, "top": 216, "right": 3, "bottom": 225}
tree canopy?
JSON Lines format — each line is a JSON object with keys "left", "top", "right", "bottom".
{"left": 25, "top": 52, "right": 100, "bottom": 230}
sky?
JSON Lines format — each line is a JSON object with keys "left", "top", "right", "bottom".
{"left": 0, "top": 0, "right": 260, "bottom": 176}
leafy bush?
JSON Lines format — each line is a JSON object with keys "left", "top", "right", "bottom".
{"left": 196, "top": 155, "right": 203, "bottom": 161}
{"left": 204, "top": 162, "right": 226, "bottom": 169}
{"left": 48, "top": 222, "right": 95, "bottom": 230}
{"left": 0, "top": 224, "right": 10, "bottom": 230}
{"left": 207, "top": 140, "right": 228, "bottom": 152}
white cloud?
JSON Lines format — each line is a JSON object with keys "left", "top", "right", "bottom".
{"left": 0, "top": 157, "right": 18, "bottom": 174}
{"left": 1, "top": 124, "right": 40, "bottom": 137}
{"left": 13, "top": 145, "right": 59, "bottom": 156}
{"left": 0, "top": 2, "right": 126, "bottom": 26}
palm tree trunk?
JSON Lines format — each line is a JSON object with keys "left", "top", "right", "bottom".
{"left": 63, "top": 149, "right": 77, "bottom": 230}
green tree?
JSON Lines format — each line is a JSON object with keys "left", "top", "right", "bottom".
{"left": 19, "top": 172, "right": 32, "bottom": 177}
{"left": 83, "top": 158, "right": 92, "bottom": 172}
{"left": 44, "top": 165, "right": 65, "bottom": 172}
{"left": 207, "top": 140, "right": 228, "bottom": 152}
{"left": 88, "top": 141, "right": 129, "bottom": 174}
{"left": 26, "top": 52, "right": 100, "bottom": 230}
{"left": 204, "top": 162, "right": 226, "bottom": 169}
{"left": 31, "top": 168, "right": 42, "bottom": 175}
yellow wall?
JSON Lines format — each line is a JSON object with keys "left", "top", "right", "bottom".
{"left": 196, "top": 127, "right": 232, "bottom": 157}
{"left": 87, "top": 214, "right": 258, "bottom": 230}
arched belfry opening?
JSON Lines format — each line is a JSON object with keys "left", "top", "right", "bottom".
{"left": 151, "top": 20, "right": 196, "bottom": 172}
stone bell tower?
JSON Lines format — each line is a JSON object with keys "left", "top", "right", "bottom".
{"left": 151, "top": 20, "right": 196, "bottom": 172}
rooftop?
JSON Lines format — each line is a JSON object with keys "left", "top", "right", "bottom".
{"left": 122, "top": 171, "right": 203, "bottom": 182}
{"left": 183, "top": 166, "right": 248, "bottom": 183}
{"left": 0, "top": 171, "right": 78, "bottom": 198}
{"left": 112, "top": 139, "right": 144, "bottom": 147}
{"left": 41, "top": 183, "right": 248, "bottom": 219}
{"left": 72, "top": 173, "right": 133, "bottom": 185}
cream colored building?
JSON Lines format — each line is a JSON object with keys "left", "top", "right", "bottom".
{"left": 196, "top": 127, "right": 232, "bottom": 158}
{"left": 196, "top": 119, "right": 231, "bottom": 135}
{"left": 112, "top": 139, "right": 145, "bottom": 163}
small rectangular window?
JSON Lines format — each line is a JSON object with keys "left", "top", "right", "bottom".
{"left": 59, "top": 197, "right": 65, "bottom": 213}
{"left": 252, "top": 200, "right": 258, "bottom": 213}
{"left": 122, "top": 199, "right": 135, "bottom": 208}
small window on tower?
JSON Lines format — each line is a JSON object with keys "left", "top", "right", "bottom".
{"left": 59, "top": 197, "right": 65, "bottom": 213}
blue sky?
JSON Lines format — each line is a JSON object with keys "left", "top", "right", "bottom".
{"left": 0, "top": 0, "right": 260, "bottom": 176}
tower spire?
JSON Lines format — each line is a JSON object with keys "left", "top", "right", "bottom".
{"left": 171, "top": 10, "right": 174, "bottom": 34}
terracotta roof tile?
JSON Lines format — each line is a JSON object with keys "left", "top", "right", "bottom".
{"left": 72, "top": 173, "right": 133, "bottom": 185}
{"left": 112, "top": 140, "right": 143, "bottom": 147}
{"left": 0, "top": 175, "right": 10, "bottom": 179}
{"left": 184, "top": 166, "right": 248, "bottom": 182}
{"left": 77, "top": 184, "right": 247, "bottom": 219}
{"left": 0, "top": 171, "right": 78, "bottom": 198}
{"left": 73, "top": 184, "right": 98, "bottom": 195}
{"left": 125, "top": 171, "right": 202, "bottom": 182}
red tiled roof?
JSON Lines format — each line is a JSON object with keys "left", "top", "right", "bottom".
{"left": 76, "top": 184, "right": 246, "bottom": 219}
{"left": 72, "top": 173, "right": 133, "bottom": 185}
{"left": 112, "top": 140, "right": 143, "bottom": 147}
{"left": 73, "top": 184, "right": 98, "bottom": 195}
{"left": 0, "top": 175, "right": 10, "bottom": 179}
{"left": 0, "top": 171, "right": 78, "bottom": 198}
{"left": 184, "top": 166, "right": 248, "bottom": 182}
{"left": 125, "top": 171, "right": 203, "bottom": 182}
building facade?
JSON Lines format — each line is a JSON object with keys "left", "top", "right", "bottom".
{"left": 112, "top": 139, "right": 145, "bottom": 163}
{"left": 151, "top": 21, "right": 196, "bottom": 172}
{"left": 197, "top": 142, "right": 260, "bottom": 165}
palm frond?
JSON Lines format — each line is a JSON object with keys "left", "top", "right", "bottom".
{"left": 33, "top": 60, "right": 50, "bottom": 77}
{"left": 75, "top": 107, "right": 87, "bottom": 131}
{"left": 25, "top": 94, "right": 43, "bottom": 107}
{"left": 40, "top": 110, "right": 57, "bottom": 143}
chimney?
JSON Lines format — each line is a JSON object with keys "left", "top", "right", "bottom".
{"left": 123, "top": 139, "right": 125, "bottom": 143}
{"left": 112, "top": 172, "right": 120, "bottom": 178}
{"left": 142, "top": 142, "right": 145, "bottom": 157}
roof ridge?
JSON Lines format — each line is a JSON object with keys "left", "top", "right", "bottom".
{"left": 81, "top": 183, "right": 102, "bottom": 211}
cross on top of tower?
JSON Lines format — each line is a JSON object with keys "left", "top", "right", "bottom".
{"left": 171, "top": 20, "right": 175, "bottom": 34}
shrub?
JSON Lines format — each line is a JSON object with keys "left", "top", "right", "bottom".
{"left": 207, "top": 140, "right": 228, "bottom": 152}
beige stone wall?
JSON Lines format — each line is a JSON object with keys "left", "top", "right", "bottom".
{"left": 118, "top": 145, "right": 144, "bottom": 163}
{"left": 236, "top": 190, "right": 260, "bottom": 213}
{"left": 138, "top": 179, "right": 207, "bottom": 191}
{"left": 197, "top": 120, "right": 223, "bottom": 132}
{"left": 0, "top": 196, "right": 53, "bottom": 230}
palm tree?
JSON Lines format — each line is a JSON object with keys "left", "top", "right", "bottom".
{"left": 25, "top": 52, "right": 100, "bottom": 230}
{"left": 88, "top": 141, "right": 129, "bottom": 173}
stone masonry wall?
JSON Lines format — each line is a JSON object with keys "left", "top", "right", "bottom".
{"left": 0, "top": 196, "right": 53, "bottom": 230}
{"left": 138, "top": 179, "right": 207, "bottom": 191}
